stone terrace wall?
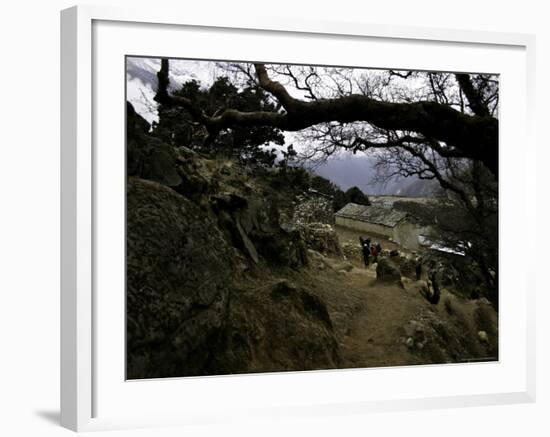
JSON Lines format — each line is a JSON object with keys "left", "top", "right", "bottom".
{"left": 293, "top": 192, "right": 334, "bottom": 225}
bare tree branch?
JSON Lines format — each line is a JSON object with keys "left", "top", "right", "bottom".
{"left": 455, "top": 73, "right": 491, "bottom": 117}
{"left": 155, "top": 59, "right": 499, "bottom": 175}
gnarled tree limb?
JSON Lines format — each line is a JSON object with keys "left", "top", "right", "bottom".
{"left": 455, "top": 73, "right": 491, "bottom": 117}
{"left": 154, "top": 59, "right": 498, "bottom": 176}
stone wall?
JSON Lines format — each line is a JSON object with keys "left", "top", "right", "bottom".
{"left": 335, "top": 216, "right": 393, "bottom": 238}
{"left": 335, "top": 216, "right": 421, "bottom": 250}
{"left": 293, "top": 192, "right": 334, "bottom": 225}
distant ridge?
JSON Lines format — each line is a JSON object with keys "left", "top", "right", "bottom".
{"left": 311, "top": 155, "right": 441, "bottom": 197}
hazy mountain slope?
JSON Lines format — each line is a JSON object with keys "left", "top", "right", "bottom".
{"left": 311, "top": 155, "right": 440, "bottom": 197}
{"left": 396, "top": 178, "right": 442, "bottom": 197}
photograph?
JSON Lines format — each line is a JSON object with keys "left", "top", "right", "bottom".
{"left": 125, "top": 56, "right": 499, "bottom": 380}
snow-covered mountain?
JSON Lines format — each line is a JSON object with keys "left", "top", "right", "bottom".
{"left": 126, "top": 57, "right": 217, "bottom": 124}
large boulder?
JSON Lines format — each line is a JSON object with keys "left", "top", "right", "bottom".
{"left": 376, "top": 257, "right": 402, "bottom": 284}
{"left": 209, "top": 280, "right": 340, "bottom": 373}
{"left": 392, "top": 255, "right": 418, "bottom": 279}
{"left": 126, "top": 177, "right": 235, "bottom": 379}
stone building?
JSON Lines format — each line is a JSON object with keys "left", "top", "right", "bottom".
{"left": 334, "top": 202, "right": 421, "bottom": 250}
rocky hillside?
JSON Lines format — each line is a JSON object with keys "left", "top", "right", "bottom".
{"left": 126, "top": 103, "right": 498, "bottom": 379}
{"left": 127, "top": 104, "right": 343, "bottom": 378}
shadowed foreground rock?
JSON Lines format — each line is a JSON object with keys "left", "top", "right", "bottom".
{"left": 127, "top": 177, "right": 340, "bottom": 378}
{"left": 126, "top": 177, "right": 234, "bottom": 379}
{"left": 210, "top": 280, "right": 340, "bottom": 374}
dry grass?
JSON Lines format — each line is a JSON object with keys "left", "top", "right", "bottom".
{"left": 444, "top": 296, "right": 454, "bottom": 315}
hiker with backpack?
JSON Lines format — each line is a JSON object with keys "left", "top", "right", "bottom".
{"left": 375, "top": 242, "right": 382, "bottom": 261}
{"left": 359, "top": 236, "right": 371, "bottom": 266}
{"left": 415, "top": 256, "right": 423, "bottom": 280}
{"left": 368, "top": 241, "right": 382, "bottom": 264}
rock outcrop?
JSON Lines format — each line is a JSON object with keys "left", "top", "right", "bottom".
{"left": 212, "top": 192, "right": 309, "bottom": 269}
{"left": 126, "top": 147, "right": 334, "bottom": 378}
{"left": 401, "top": 293, "right": 498, "bottom": 364}
{"left": 299, "top": 223, "right": 343, "bottom": 258}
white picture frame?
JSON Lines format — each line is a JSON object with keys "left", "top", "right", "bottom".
{"left": 60, "top": 5, "right": 536, "bottom": 432}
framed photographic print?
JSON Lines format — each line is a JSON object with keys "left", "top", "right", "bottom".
{"left": 61, "top": 5, "right": 536, "bottom": 432}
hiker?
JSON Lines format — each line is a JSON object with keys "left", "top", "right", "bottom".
{"left": 371, "top": 243, "right": 380, "bottom": 264}
{"left": 375, "top": 242, "right": 382, "bottom": 259}
{"left": 471, "top": 277, "right": 482, "bottom": 299}
{"left": 428, "top": 268, "right": 441, "bottom": 304}
{"left": 415, "top": 257, "right": 422, "bottom": 280}
{"left": 359, "top": 237, "right": 371, "bottom": 266}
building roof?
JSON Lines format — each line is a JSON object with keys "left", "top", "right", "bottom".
{"left": 334, "top": 202, "right": 409, "bottom": 228}
{"left": 368, "top": 195, "right": 433, "bottom": 207}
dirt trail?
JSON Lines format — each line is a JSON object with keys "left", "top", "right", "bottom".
{"left": 321, "top": 225, "right": 426, "bottom": 368}
{"left": 337, "top": 267, "right": 426, "bottom": 368}
{"left": 290, "top": 225, "right": 498, "bottom": 369}
{"left": 289, "top": 255, "right": 428, "bottom": 369}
